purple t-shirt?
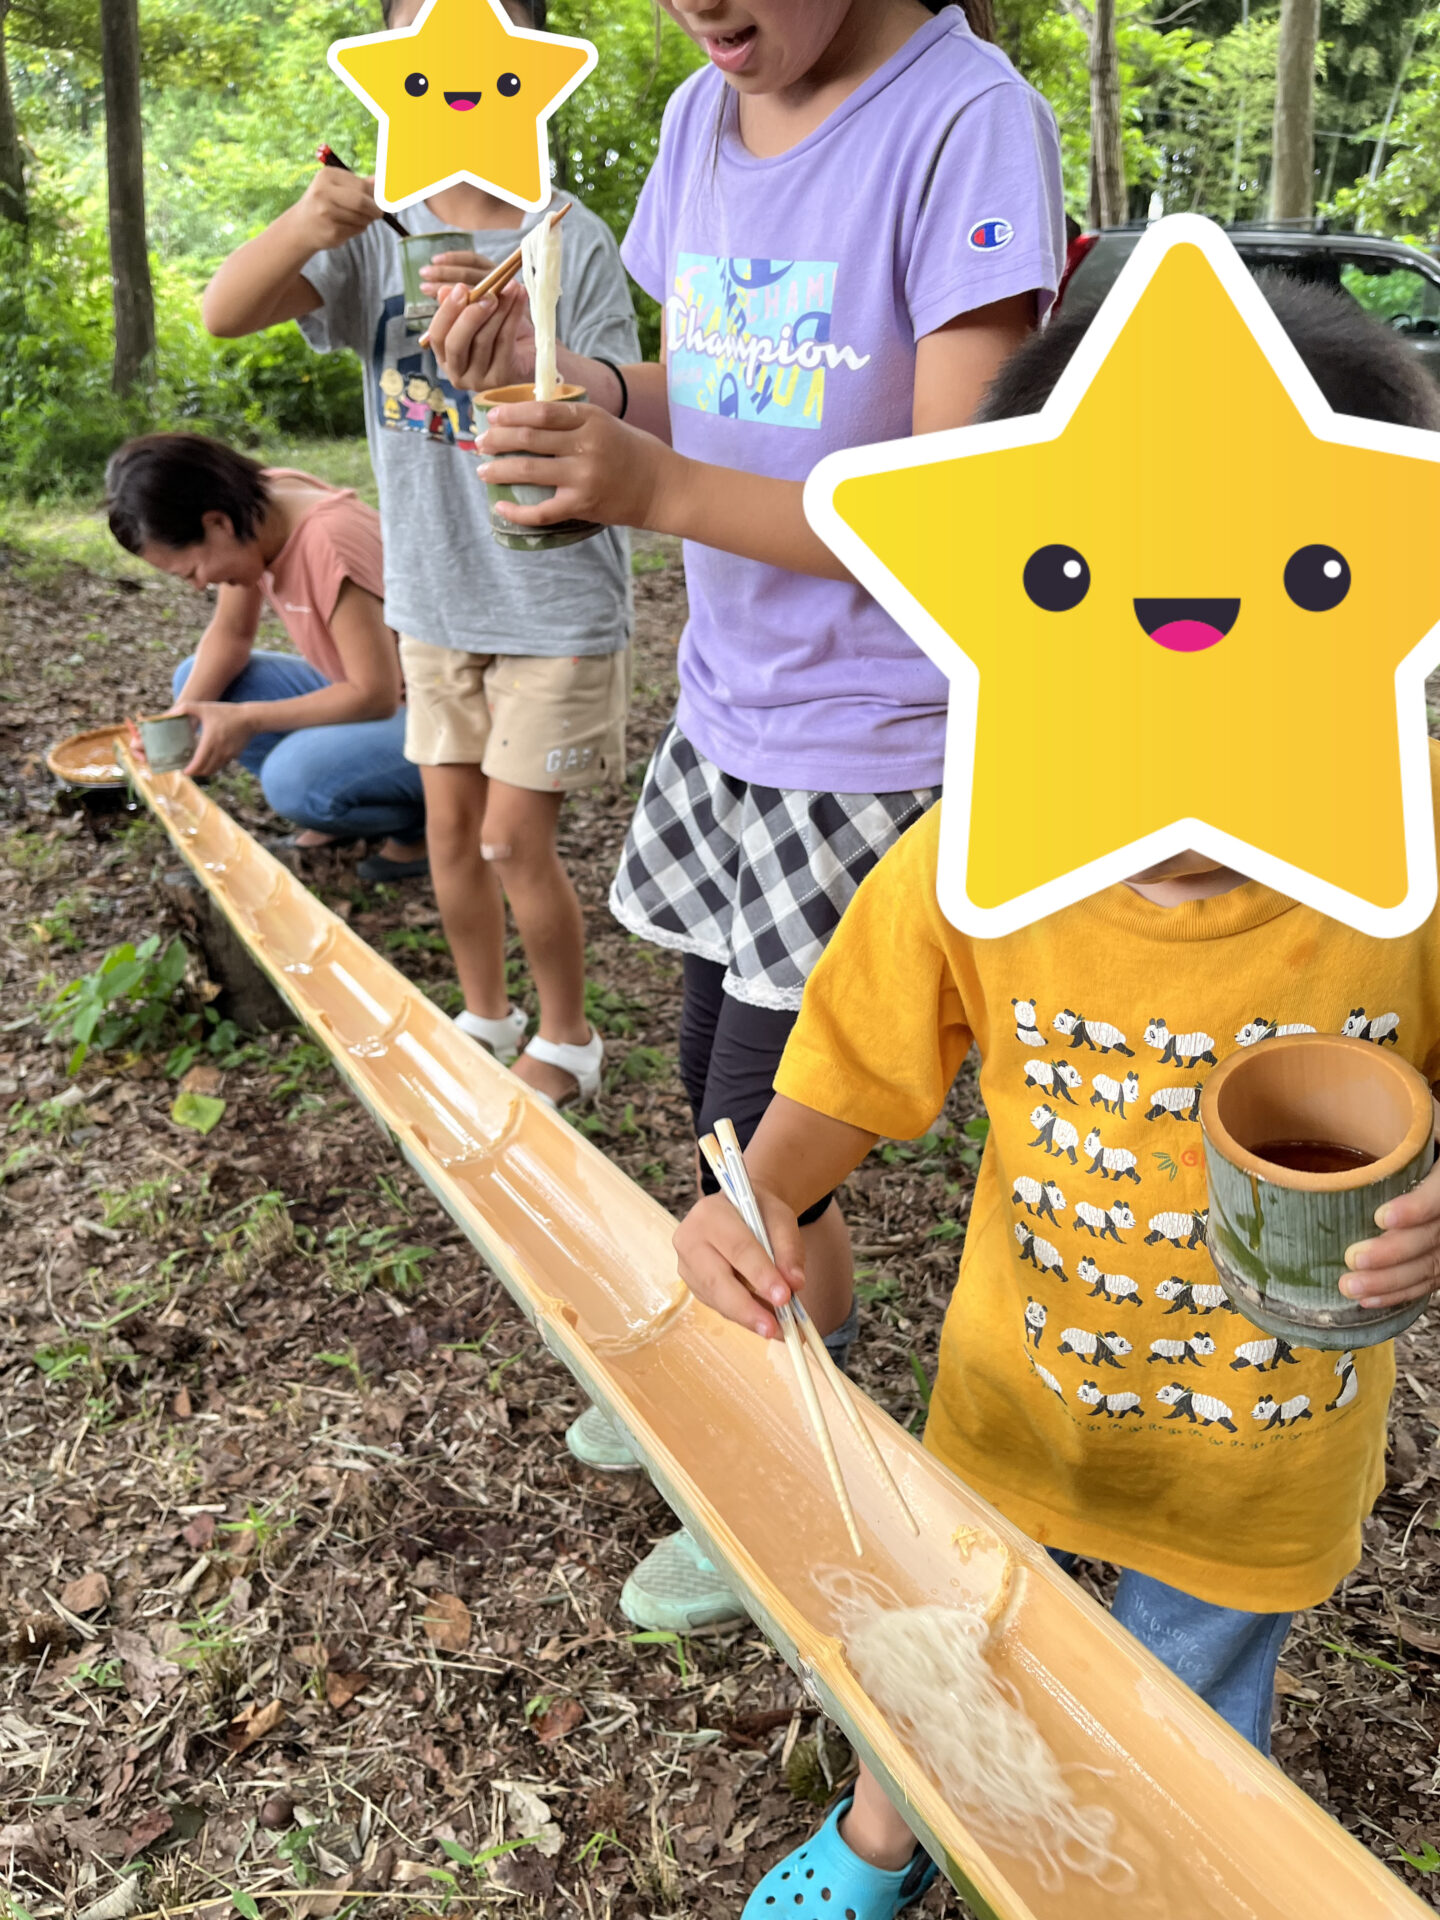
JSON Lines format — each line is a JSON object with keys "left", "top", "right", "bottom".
{"left": 622, "top": 7, "right": 1065, "bottom": 792}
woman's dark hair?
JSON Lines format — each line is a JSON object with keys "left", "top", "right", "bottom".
{"left": 106, "top": 434, "right": 272, "bottom": 554}
{"left": 924, "top": 0, "right": 995, "bottom": 44}
{"left": 977, "top": 270, "right": 1440, "bottom": 433}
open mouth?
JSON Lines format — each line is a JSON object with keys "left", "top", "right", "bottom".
{"left": 1133, "top": 597, "right": 1240, "bottom": 653}
{"left": 444, "top": 90, "right": 481, "bottom": 110}
{"left": 701, "top": 24, "right": 758, "bottom": 71}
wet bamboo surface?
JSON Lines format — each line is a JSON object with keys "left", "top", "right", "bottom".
{"left": 122, "top": 746, "right": 1428, "bottom": 1920}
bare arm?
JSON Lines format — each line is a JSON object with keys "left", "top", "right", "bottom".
{"left": 673, "top": 1096, "right": 878, "bottom": 1340}
{"left": 175, "top": 582, "right": 400, "bottom": 777}
{"left": 471, "top": 291, "right": 1038, "bottom": 576}
{"left": 176, "top": 585, "right": 263, "bottom": 705}
{"left": 203, "top": 168, "right": 384, "bottom": 339}
{"left": 427, "top": 283, "right": 675, "bottom": 445}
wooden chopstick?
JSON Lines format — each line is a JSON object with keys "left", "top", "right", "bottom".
{"left": 705, "top": 1122, "right": 921, "bottom": 1540}
{"left": 417, "top": 202, "right": 571, "bottom": 349}
{"left": 703, "top": 1124, "right": 862, "bottom": 1558}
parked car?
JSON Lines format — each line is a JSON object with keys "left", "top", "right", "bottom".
{"left": 1057, "top": 222, "right": 1440, "bottom": 385}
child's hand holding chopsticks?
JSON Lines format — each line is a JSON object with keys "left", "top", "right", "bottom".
{"left": 292, "top": 164, "right": 387, "bottom": 253}
{"left": 674, "top": 1183, "right": 807, "bottom": 1342}
{"left": 427, "top": 275, "right": 535, "bottom": 392}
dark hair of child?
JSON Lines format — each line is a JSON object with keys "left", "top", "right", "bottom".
{"left": 106, "top": 434, "right": 272, "bottom": 554}
{"left": 382, "top": 0, "right": 541, "bottom": 20}
{"left": 978, "top": 269, "right": 1440, "bottom": 433}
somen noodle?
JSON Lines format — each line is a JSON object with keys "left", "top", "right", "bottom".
{"left": 521, "top": 209, "right": 564, "bottom": 403}
{"left": 816, "top": 1567, "right": 1134, "bottom": 1894}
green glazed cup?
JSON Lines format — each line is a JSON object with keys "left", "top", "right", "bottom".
{"left": 399, "top": 230, "right": 471, "bottom": 334}
{"left": 138, "top": 713, "right": 198, "bottom": 774}
{"left": 472, "top": 381, "right": 603, "bottom": 552}
{"left": 1202, "top": 1032, "right": 1434, "bottom": 1349}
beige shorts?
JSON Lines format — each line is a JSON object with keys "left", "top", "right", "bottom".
{"left": 400, "top": 636, "right": 629, "bottom": 792}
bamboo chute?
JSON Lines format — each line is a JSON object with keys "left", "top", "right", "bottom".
{"left": 121, "top": 745, "right": 1428, "bottom": 1920}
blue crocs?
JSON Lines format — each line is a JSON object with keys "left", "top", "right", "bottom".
{"left": 743, "top": 1794, "right": 937, "bottom": 1919}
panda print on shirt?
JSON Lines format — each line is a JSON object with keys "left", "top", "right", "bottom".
{"left": 1001, "top": 983, "right": 1389, "bottom": 1448}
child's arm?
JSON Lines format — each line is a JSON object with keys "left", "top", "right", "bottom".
{"left": 426, "top": 279, "right": 672, "bottom": 440}
{"left": 673, "top": 1096, "right": 878, "bottom": 1340}
{"left": 448, "top": 291, "right": 1036, "bottom": 576}
{"left": 202, "top": 169, "right": 384, "bottom": 338}
{"left": 174, "top": 582, "right": 401, "bottom": 777}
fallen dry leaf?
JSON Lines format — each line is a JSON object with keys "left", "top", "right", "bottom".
{"left": 172, "top": 1385, "right": 193, "bottom": 1418}
{"left": 419, "top": 1592, "right": 470, "bottom": 1653}
{"left": 112, "top": 1630, "right": 180, "bottom": 1706}
{"left": 325, "top": 1667, "right": 369, "bottom": 1709}
{"left": 179, "top": 1063, "right": 224, "bottom": 1096}
{"left": 225, "top": 1697, "right": 286, "bottom": 1754}
{"left": 121, "top": 1806, "right": 174, "bottom": 1863}
{"left": 60, "top": 1571, "right": 110, "bottom": 1615}
{"left": 181, "top": 1512, "right": 214, "bottom": 1550}
{"left": 531, "top": 1697, "right": 583, "bottom": 1743}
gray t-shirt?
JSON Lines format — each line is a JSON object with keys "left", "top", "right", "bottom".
{"left": 297, "top": 199, "right": 640, "bottom": 656}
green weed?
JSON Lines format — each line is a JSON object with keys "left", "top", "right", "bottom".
{"left": 908, "top": 1352, "right": 933, "bottom": 1409}
{"left": 382, "top": 925, "right": 450, "bottom": 957}
{"left": 322, "top": 1220, "right": 434, "bottom": 1295}
{"left": 2, "top": 829, "right": 68, "bottom": 883}
{"left": 854, "top": 1271, "right": 900, "bottom": 1305}
{"left": 45, "top": 934, "right": 189, "bottom": 1073}
{"left": 585, "top": 978, "right": 645, "bottom": 1038}
{"left": 628, "top": 1627, "right": 691, "bottom": 1682}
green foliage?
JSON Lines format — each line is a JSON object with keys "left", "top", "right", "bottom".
{"left": 45, "top": 933, "right": 188, "bottom": 1073}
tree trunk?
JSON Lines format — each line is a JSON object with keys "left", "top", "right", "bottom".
{"left": 1270, "top": 0, "right": 1320, "bottom": 222}
{"left": 1088, "top": 0, "right": 1126, "bottom": 230}
{"left": 0, "top": 2, "right": 27, "bottom": 227}
{"left": 100, "top": 0, "right": 154, "bottom": 392}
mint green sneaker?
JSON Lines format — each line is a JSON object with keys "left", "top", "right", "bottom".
{"left": 619, "top": 1529, "right": 748, "bottom": 1632}
{"left": 565, "top": 1403, "right": 642, "bottom": 1472}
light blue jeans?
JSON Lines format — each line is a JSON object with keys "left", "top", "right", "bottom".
{"left": 1049, "top": 1550, "right": 1292, "bottom": 1753}
{"left": 173, "top": 651, "right": 425, "bottom": 842}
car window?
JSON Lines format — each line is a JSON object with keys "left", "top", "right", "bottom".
{"left": 1339, "top": 259, "right": 1440, "bottom": 336}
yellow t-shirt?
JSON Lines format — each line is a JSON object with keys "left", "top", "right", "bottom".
{"left": 776, "top": 752, "right": 1440, "bottom": 1613}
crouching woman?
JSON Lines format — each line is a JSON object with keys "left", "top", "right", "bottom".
{"left": 105, "top": 434, "right": 427, "bottom": 880}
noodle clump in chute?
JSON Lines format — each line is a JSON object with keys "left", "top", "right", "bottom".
{"left": 817, "top": 1567, "right": 1135, "bottom": 1894}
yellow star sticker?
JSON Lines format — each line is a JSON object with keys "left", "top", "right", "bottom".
{"left": 805, "top": 215, "right": 1440, "bottom": 938}
{"left": 328, "top": 0, "right": 595, "bottom": 212}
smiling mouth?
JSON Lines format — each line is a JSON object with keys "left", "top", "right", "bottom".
{"left": 444, "top": 90, "right": 481, "bottom": 110}
{"left": 1133, "top": 597, "right": 1240, "bottom": 653}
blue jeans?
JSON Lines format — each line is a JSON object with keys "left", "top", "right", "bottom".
{"left": 1050, "top": 1550, "right": 1291, "bottom": 1753}
{"left": 173, "top": 651, "right": 425, "bottom": 842}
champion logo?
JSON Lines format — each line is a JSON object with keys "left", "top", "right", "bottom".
{"left": 968, "top": 217, "right": 1015, "bottom": 253}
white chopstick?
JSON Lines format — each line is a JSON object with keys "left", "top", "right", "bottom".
{"left": 702, "top": 1122, "right": 861, "bottom": 1557}
{"left": 706, "top": 1122, "right": 920, "bottom": 1540}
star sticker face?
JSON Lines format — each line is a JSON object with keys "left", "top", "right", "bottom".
{"left": 328, "top": 0, "right": 595, "bottom": 212}
{"left": 805, "top": 215, "right": 1440, "bottom": 938}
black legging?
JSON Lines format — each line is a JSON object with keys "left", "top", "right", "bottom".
{"left": 677, "top": 953, "right": 835, "bottom": 1226}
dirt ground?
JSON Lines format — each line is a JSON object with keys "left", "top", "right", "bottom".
{"left": 1, "top": 533, "right": 1438, "bottom": 1919}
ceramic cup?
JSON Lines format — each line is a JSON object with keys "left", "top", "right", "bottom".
{"left": 472, "top": 382, "right": 603, "bottom": 552}
{"left": 399, "top": 231, "right": 472, "bottom": 334}
{"left": 137, "top": 713, "right": 198, "bottom": 774}
{"left": 1201, "top": 1032, "right": 1435, "bottom": 1348}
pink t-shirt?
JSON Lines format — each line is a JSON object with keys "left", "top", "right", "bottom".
{"left": 260, "top": 470, "right": 386, "bottom": 686}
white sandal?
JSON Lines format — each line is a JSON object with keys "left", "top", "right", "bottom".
{"left": 520, "top": 1027, "right": 604, "bottom": 1109}
{"left": 454, "top": 1004, "right": 527, "bottom": 1064}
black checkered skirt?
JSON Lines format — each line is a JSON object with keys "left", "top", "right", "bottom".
{"left": 608, "top": 722, "right": 940, "bottom": 1011}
